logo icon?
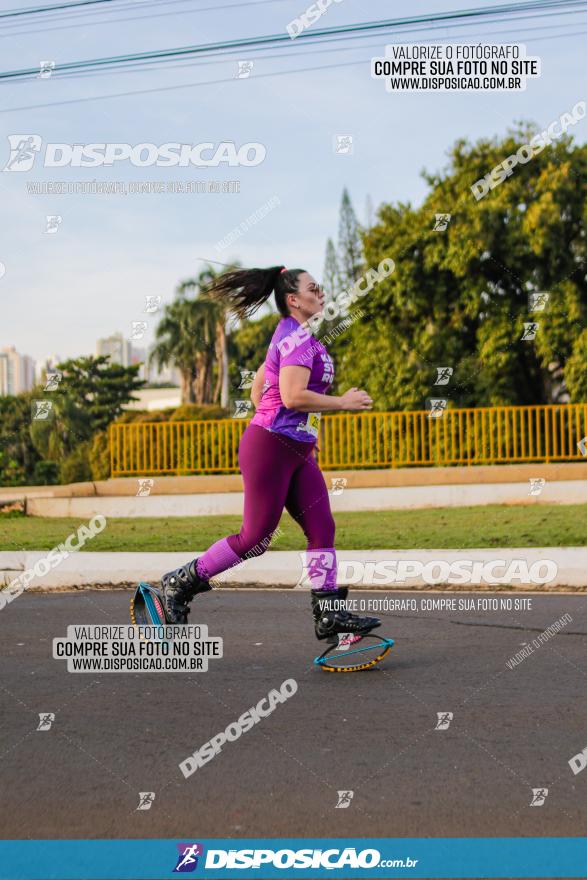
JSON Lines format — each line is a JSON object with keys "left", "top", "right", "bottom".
{"left": 435, "top": 711, "right": 453, "bottom": 730}
{"left": 336, "top": 633, "right": 360, "bottom": 652}
{"left": 529, "top": 292, "right": 549, "bottom": 312}
{"left": 333, "top": 135, "right": 353, "bottom": 155}
{"left": 37, "top": 712, "right": 55, "bottom": 731}
{"left": 427, "top": 398, "right": 447, "bottom": 418}
{"left": 434, "top": 366, "right": 453, "bottom": 385}
{"left": 39, "top": 60, "right": 55, "bottom": 79}
{"left": 433, "top": 213, "right": 451, "bottom": 231}
{"left": 235, "top": 60, "right": 254, "bottom": 79}
{"left": 45, "top": 215, "right": 62, "bottom": 234}
{"left": 32, "top": 400, "right": 54, "bottom": 421}
{"left": 330, "top": 477, "right": 347, "bottom": 496}
{"left": 233, "top": 399, "right": 253, "bottom": 418}
{"left": 530, "top": 787, "right": 548, "bottom": 806}
{"left": 298, "top": 550, "right": 335, "bottom": 589}
{"left": 4, "top": 135, "right": 42, "bottom": 171}
{"left": 136, "top": 478, "right": 154, "bottom": 497}
{"left": 173, "top": 843, "right": 204, "bottom": 873}
{"left": 528, "top": 478, "right": 546, "bottom": 496}
{"left": 131, "top": 321, "right": 148, "bottom": 340}
{"left": 136, "top": 791, "right": 155, "bottom": 811}
{"left": 144, "top": 295, "right": 162, "bottom": 314}
{"left": 238, "top": 369, "right": 256, "bottom": 389}
{"left": 335, "top": 790, "right": 354, "bottom": 808}
{"left": 44, "top": 372, "right": 62, "bottom": 391}
{"left": 521, "top": 322, "right": 539, "bottom": 341}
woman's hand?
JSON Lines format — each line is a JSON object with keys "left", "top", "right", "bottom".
{"left": 339, "top": 387, "right": 373, "bottom": 411}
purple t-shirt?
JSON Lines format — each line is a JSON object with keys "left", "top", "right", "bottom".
{"left": 250, "top": 316, "right": 335, "bottom": 442}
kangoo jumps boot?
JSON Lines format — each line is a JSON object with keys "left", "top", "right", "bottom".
{"left": 160, "top": 558, "right": 211, "bottom": 624}
{"left": 311, "top": 587, "right": 380, "bottom": 641}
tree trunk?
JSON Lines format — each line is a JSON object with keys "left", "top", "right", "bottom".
{"left": 181, "top": 369, "right": 196, "bottom": 404}
{"left": 203, "top": 360, "right": 213, "bottom": 403}
{"left": 221, "top": 323, "right": 229, "bottom": 409}
{"left": 212, "top": 320, "right": 229, "bottom": 407}
{"left": 194, "top": 357, "right": 213, "bottom": 404}
{"left": 180, "top": 371, "right": 189, "bottom": 404}
{"left": 212, "top": 332, "right": 222, "bottom": 405}
{"left": 193, "top": 358, "right": 204, "bottom": 404}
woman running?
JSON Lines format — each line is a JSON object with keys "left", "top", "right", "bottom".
{"left": 160, "top": 265, "right": 380, "bottom": 641}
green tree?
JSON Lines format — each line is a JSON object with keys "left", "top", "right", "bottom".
{"left": 151, "top": 297, "right": 216, "bottom": 404}
{"left": 322, "top": 237, "right": 340, "bottom": 304}
{"left": 0, "top": 392, "right": 41, "bottom": 485}
{"left": 228, "top": 313, "right": 280, "bottom": 393}
{"left": 26, "top": 356, "right": 143, "bottom": 482}
{"left": 338, "top": 188, "right": 363, "bottom": 289}
{"left": 29, "top": 390, "right": 91, "bottom": 463}
{"left": 365, "top": 193, "right": 374, "bottom": 228}
{"left": 59, "top": 442, "right": 93, "bottom": 484}
{"left": 0, "top": 359, "right": 140, "bottom": 487}
{"left": 56, "top": 355, "right": 144, "bottom": 432}
{"left": 178, "top": 265, "right": 234, "bottom": 406}
{"left": 152, "top": 265, "right": 237, "bottom": 406}
{"left": 335, "top": 124, "right": 587, "bottom": 409}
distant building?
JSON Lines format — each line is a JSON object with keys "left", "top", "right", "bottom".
{"left": 97, "top": 332, "right": 133, "bottom": 368}
{"left": 96, "top": 333, "right": 181, "bottom": 386}
{"left": 0, "top": 346, "right": 35, "bottom": 395}
{"left": 35, "top": 354, "right": 63, "bottom": 385}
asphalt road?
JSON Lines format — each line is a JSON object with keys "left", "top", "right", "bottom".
{"left": 1, "top": 589, "right": 586, "bottom": 857}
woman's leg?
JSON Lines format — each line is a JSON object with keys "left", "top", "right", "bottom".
{"left": 284, "top": 453, "right": 338, "bottom": 592}
{"left": 284, "top": 454, "right": 381, "bottom": 640}
{"left": 196, "top": 424, "right": 314, "bottom": 582}
{"left": 161, "top": 424, "right": 312, "bottom": 621}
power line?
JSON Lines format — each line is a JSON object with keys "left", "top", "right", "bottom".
{"left": 0, "top": 0, "right": 287, "bottom": 34}
{"left": 0, "top": 59, "right": 383, "bottom": 113}
{"left": 1, "top": 24, "right": 585, "bottom": 115}
{"left": 0, "top": 0, "right": 118, "bottom": 19}
{"left": 5, "top": 8, "right": 584, "bottom": 86}
{"left": 1, "top": 0, "right": 585, "bottom": 81}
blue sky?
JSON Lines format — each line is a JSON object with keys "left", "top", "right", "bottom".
{"left": 1, "top": 0, "right": 585, "bottom": 364}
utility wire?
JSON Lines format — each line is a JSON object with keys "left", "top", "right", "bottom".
{"left": 0, "top": 0, "right": 118, "bottom": 19}
{"left": 2, "top": 24, "right": 585, "bottom": 115}
{"left": 4, "top": 8, "right": 584, "bottom": 86}
{"left": 1, "top": 0, "right": 585, "bottom": 81}
{"left": 0, "top": 0, "right": 288, "bottom": 34}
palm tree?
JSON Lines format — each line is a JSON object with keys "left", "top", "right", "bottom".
{"left": 152, "top": 264, "right": 237, "bottom": 405}
{"left": 151, "top": 298, "right": 208, "bottom": 404}
{"left": 180, "top": 264, "right": 238, "bottom": 407}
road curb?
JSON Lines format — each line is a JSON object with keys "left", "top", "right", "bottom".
{"left": 1, "top": 548, "right": 585, "bottom": 591}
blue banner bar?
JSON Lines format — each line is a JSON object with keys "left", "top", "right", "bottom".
{"left": 1, "top": 838, "right": 586, "bottom": 879}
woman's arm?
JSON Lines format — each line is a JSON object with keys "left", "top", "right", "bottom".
{"left": 279, "top": 366, "right": 372, "bottom": 413}
{"left": 250, "top": 364, "right": 266, "bottom": 409}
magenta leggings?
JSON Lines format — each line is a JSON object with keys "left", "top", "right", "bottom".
{"left": 196, "top": 423, "right": 337, "bottom": 588}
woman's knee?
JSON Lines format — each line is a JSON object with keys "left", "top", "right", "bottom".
{"left": 231, "top": 526, "right": 279, "bottom": 559}
{"left": 306, "top": 512, "right": 335, "bottom": 549}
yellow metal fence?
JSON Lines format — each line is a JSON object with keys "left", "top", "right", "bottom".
{"left": 109, "top": 404, "right": 587, "bottom": 477}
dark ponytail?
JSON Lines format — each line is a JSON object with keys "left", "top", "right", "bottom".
{"left": 205, "top": 266, "right": 307, "bottom": 320}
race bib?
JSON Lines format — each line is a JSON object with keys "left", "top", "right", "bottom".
{"left": 297, "top": 412, "right": 321, "bottom": 437}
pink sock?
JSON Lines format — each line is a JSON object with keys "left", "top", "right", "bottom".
{"left": 305, "top": 548, "right": 337, "bottom": 591}
{"left": 196, "top": 538, "right": 241, "bottom": 580}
